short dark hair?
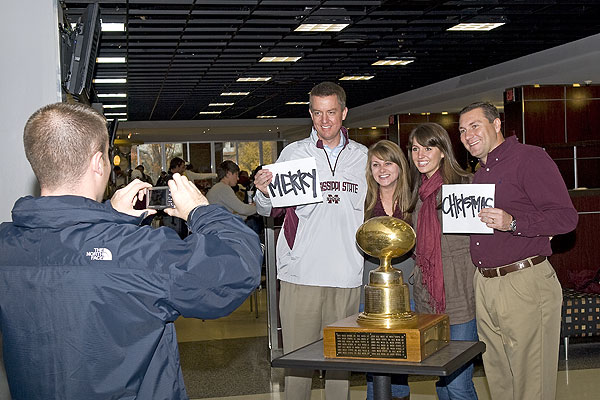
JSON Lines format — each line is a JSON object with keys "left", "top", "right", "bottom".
{"left": 459, "top": 102, "right": 500, "bottom": 123}
{"left": 169, "top": 157, "right": 185, "bottom": 172}
{"left": 310, "top": 81, "right": 346, "bottom": 110}
{"left": 217, "top": 160, "right": 240, "bottom": 181}
{"left": 23, "top": 102, "right": 107, "bottom": 190}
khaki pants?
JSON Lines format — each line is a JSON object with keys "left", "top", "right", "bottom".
{"left": 279, "top": 281, "right": 360, "bottom": 400}
{"left": 474, "top": 258, "right": 562, "bottom": 400}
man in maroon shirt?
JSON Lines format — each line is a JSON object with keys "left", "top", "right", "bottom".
{"left": 458, "top": 102, "right": 578, "bottom": 400}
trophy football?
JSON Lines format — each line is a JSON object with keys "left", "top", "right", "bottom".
{"left": 323, "top": 216, "right": 450, "bottom": 362}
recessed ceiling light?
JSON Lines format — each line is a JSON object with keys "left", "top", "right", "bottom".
{"left": 339, "top": 76, "right": 374, "bottom": 81}
{"left": 93, "top": 78, "right": 127, "bottom": 84}
{"left": 104, "top": 112, "right": 127, "bottom": 116}
{"left": 209, "top": 103, "right": 234, "bottom": 106}
{"left": 259, "top": 57, "right": 301, "bottom": 63}
{"left": 101, "top": 22, "right": 125, "bottom": 32}
{"left": 294, "top": 24, "right": 349, "bottom": 32}
{"left": 220, "top": 92, "right": 249, "bottom": 96}
{"left": 96, "top": 57, "right": 126, "bottom": 63}
{"left": 199, "top": 111, "right": 222, "bottom": 115}
{"left": 372, "top": 60, "right": 414, "bottom": 66}
{"left": 441, "top": 111, "right": 449, "bottom": 115}
{"left": 573, "top": 83, "right": 581, "bottom": 87}
{"left": 286, "top": 101, "right": 310, "bottom": 105}
{"left": 236, "top": 77, "right": 271, "bottom": 82}
{"left": 98, "top": 93, "right": 127, "bottom": 98}
{"left": 103, "top": 104, "right": 126, "bottom": 109}
{"left": 447, "top": 22, "right": 505, "bottom": 31}
{"left": 257, "top": 115, "right": 277, "bottom": 119}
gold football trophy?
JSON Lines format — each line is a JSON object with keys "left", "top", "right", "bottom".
{"left": 323, "top": 216, "right": 450, "bottom": 362}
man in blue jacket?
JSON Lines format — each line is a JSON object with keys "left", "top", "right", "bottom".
{"left": 0, "top": 102, "right": 262, "bottom": 399}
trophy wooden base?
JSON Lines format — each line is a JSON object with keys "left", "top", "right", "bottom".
{"left": 323, "top": 313, "right": 450, "bottom": 362}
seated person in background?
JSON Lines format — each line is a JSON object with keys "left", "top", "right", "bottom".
{"left": 186, "top": 163, "right": 215, "bottom": 194}
{"left": 113, "top": 165, "right": 126, "bottom": 188}
{"left": 155, "top": 170, "right": 168, "bottom": 186}
{"left": 130, "top": 167, "right": 143, "bottom": 181}
{"left": 244, "top": 166, "right": 265, "bottom": 236}
{"left": 235, "top": 170, "right": 250, "bottom": 202}
{"left": 162, "top": 157, "right": 194, "bottom": 238}
{"left": 206, "top": 160, "right": 257, "bottom": 219}
{"left": 0, "top": 102, "right": 262, "bottom": 400}
{"left": 135, "top": 164, "right": 153, "bottom": 185}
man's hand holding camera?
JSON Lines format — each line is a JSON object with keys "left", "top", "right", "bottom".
{"left": 111, "top": 173, "right": 208, "bottom": 221}
{"left": 165, "top": 173, "right": 209, "bottom": 221}
{"left": 111, "top": 179, "right": 156, "bottom": 217}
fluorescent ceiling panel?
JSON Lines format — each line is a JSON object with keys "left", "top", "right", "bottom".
{"left": 96, "top": 57, "right": 126, "bottom": 63}
{"left": 97, "top": 93, "right": 127, "bottom": 98}
{"left": 259, "top": 56, "right": 301, "bottom": 63}
{"left": 447, "top": 23, "right": 505, "bottom": 31}
{"left": 294, "top": 24, "right": 349, "bottom": 32}
{"left": 93, "top": 78, "right": 127, "bottom": 84}
{"left": 339, "top": 76, "right": 374, "bottom": 81}
{"left": 372, "top": 60, "right": 414, "bottom": 66}
{"left": 236, "top": 77, "right": 272, "bottom": 82}
{"left": 102, "top": 22, "right": 125, "bottom": 32}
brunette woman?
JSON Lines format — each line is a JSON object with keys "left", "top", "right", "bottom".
{"left": 409, "top": 123, "right": 477, "bottom": 400}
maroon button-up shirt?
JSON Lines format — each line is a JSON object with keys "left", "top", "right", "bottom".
{"left": 470, "top": 136, "right": 578, "bottom": 268}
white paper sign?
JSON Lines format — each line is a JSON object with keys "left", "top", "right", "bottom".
{"left": 264, "top": 157, "right": 323, "bottom": 208}
{"left": 441, "top": 184, "right": 495, "bottom": 234}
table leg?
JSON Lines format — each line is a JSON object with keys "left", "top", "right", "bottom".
{"left": 372, "top": 373, "right": 391, "bottom": 400}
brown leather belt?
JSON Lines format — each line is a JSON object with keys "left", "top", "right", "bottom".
{"left": 478, "top": 255, "right": 546, "bottom": 278}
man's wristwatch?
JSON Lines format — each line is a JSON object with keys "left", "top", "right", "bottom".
{"left": 509, "top": 219, "right": 517, "bottom": 232}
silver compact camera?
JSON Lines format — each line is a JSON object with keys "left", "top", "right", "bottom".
{"left": 146, "top": 186, "right": 175, "bottom": 209}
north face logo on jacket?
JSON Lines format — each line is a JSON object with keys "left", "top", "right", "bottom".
{"left": 85, "top": 248, "right": 113, "bottom": 261}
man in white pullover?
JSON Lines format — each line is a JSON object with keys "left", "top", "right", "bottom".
{"left": 254, "top": 82, "right": 367, "bottom": 400}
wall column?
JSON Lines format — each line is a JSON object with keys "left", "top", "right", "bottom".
{"left": 0, "top": 1, "right": 62, "bottom": 398}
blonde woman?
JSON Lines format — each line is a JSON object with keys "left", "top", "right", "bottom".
{"left": 363, "top": 140, "right": 413, "bottom": 400}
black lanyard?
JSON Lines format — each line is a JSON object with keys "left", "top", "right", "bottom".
{"left": 322, "top": 146, "right": 344, "bottom": 177}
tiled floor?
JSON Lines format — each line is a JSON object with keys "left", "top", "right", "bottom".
{"left": 175, "top": 289, "right": 600, "bottom": 400}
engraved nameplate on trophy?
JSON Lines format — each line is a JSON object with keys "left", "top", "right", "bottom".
{"left": 323, "top": 216, "right": 450, "bottom": 362}
{"left": 334, "top": 331, "right": 407, "bottom": 358}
